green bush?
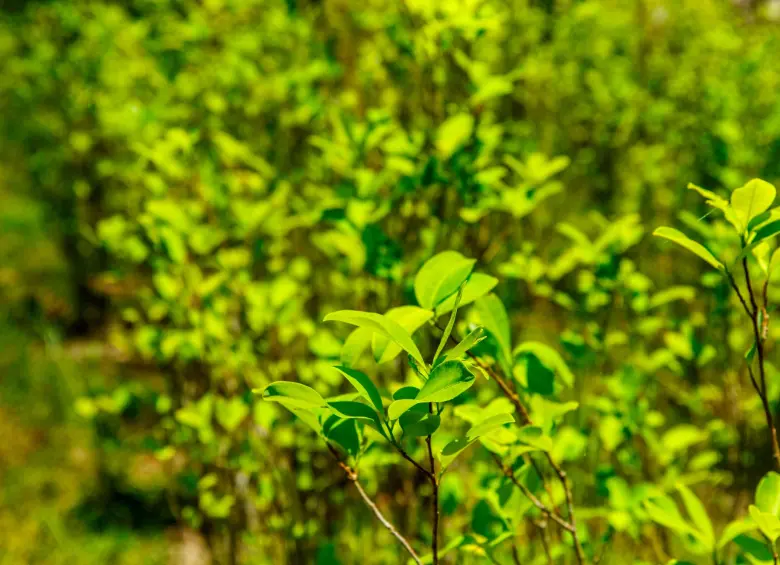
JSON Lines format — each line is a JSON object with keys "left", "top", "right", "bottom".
{"left": 4, "top": 0, "right": 780, "bottom": 563}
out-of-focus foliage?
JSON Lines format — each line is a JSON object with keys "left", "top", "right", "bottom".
{"left": 3, "top": 0, "right": 780, "bottom": 563}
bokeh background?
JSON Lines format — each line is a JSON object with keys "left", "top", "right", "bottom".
{"left": 3, "top": 0, "right": 780, "bottom": 563}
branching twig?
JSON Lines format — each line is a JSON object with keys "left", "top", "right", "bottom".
{"left": 427, "top": 403, "right": 440, "bottom": 565}
{"left": 737, "top": 260, "right": 780, "bottom": 469}
{"left": 435, "top": 323, "right": 587, "bottom": 564}
{"left": 325, "top": 443, "right": 423, "bottom": 565}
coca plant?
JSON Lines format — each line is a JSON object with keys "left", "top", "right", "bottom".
{"left": 258, "top": 251, "right": 587, "bottom": 564}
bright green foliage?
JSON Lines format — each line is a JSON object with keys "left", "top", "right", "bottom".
{"left": 5, "top": 0, "right": 780, "bottom": 563}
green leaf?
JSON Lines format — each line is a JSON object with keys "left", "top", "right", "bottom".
{"left": 676, "top": 483, "right": 715, "bottom": 548}
{"left": 340, "top": 328, "right": 373, "bottom": 367}
{"left": 749, "top": 505, "right": 780, "bottom": 543}
{"left": 653, "top": 227, "right": 725, "bottom": 271}
{"left": 688, "top": 183, "right": 742, "bottom": 232}
{"left": 435, "top": 273, "right": 499, "bottom": 317}
{"left": 439, "top": 413, "right": 514, "bottom": 469}
{"left": 733, "top": 534, "right": 775, "bottom": 561}
{"left": 402, "top": 413, "right": 441, "bottom": 437}
{"left": 333, "top": 366, "right": 383, "bottom": 413}
{"left": 752, "top": 220, "right": 780, "bottom": 248}
{"left": 326, "top": 418, "right": 360, "bottom": 457}
{"left": 373, "top": 306, "right": 433, "bottom": 364}
{"left": 387, "top": 361, "right": 476, "bottom": 419}
{"left": 474, "top": 294, "right": 512, "bottom": 362}
{"left": 718, "top": 518, "right": 758, "bottom": 549}
{"left": 732, "top": 179, "right": 776, "bottom": 232}
{"left": 414, "top": 251, "right": 476, "bottom": 311}
{"left": 442, "top": 327, "right": 486, "bottom": 363}
{"left": 513, "top": 342, "right": 574, "bottom": 387}
{"left": 327, "top": 400, "right": 386, "bottom": 438}
{"left": 324, "top": 310, "right": 426, "bottom": 369}
{"left": 756, "top": 471, "right": 780, "bottom": 516}
{"left": 259, "top": 382, "right": 327, "bottom": 410}
{"left": 215, "top": 397, "right": 249, "bottom": 432}
{"left": 643, "top": 496, "right": 696, "bottom": 537}
{"left": 436, "top": 113, "right": 475, "bottom": 159}
{"left": 433, "top": 283, "right": 465, "bottom": 365}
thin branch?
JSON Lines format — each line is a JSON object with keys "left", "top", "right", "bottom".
{"left": 727, "top": 269, "right": 755, "bottom": 320}
{"left": 742, "top": 258, "right": 780, "bottom": 469}
{"left": 325, "top": 443, "right": 423, "bottom": 565}
{"left": 511, "top": 541, "right": 522, "bottom": 565}
{"left": 427, "top": 403, "right": 440, "bottom": 565}
{"left": 490, "top": 452, "right": 575, "bottom": 534}
{"left": 392, "top": 441, "right": 436, "bottom": 480}
{"left": 352, "top": 480, "right": 424, "bottom": 565}
{"left": 435, "top": 322, "right": 587, "bottom": 564}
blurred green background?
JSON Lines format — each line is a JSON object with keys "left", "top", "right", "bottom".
{"left": 3, "top": 0, "right": 780, "bottom": 563}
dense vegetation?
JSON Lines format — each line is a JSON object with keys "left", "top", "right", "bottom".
{"left": 4, "top": 0, "right": 780, "bottom": 563}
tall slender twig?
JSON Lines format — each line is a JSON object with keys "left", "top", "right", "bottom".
{"left": 435, "top": 323, "right": 587, "bottom": 564}
{"left": 730, "top": 261, "right": 780, "bottom": 469}
{"left": 427, "top": 403, "right": 440, "bottom": 565}
{"left": 325, "top": 443, "right": 424, "bottom": 565}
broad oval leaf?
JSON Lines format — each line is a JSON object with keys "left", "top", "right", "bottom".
{"left": 749, "top": 505, "right": 780, "bottom": 543}
{"left": 333, "top": 366, "right": 383, "bottom": 413}
{"left": 756, "top": 471, "right": 780, "bottom": 516}
{"left": 324, "top": 310, "right": 426, "bottom": 369}
{"left": 402, "top": 413, "right": 441, "bottom": 437}
{"left": 387, "top": 361, "right": 476, "bottom": 419}
{"left": 653, "top": 227, "right": 724, "bottom": 271}
{"left": 260, "top": 382, "right": 326, "bottom": 410}
{"left": 513, "top": 342, "right": 574, "bottom": 387}
{"left": 327, "top": 400, "right": 387, "bottom": 438}
{"left": 414, "top": 251, "right": 476, "bottom": 310}
{"left": 732, "top": 179, "right": 776, "bottom": 231}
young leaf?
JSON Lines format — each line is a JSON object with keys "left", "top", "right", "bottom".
{"left": 387, "top": 361, "right": 476, "bottom": 419}
{"left": 402, "top": 413, "right": 441, "bottom": 437}
{"left": 433, "top": 283, "right": 465, "bottom": 365}
{"left": 513, "top": 342, "right": 575, "bottom": 387}
{"left": 414, "top": 251, "right": 476, "bottom": 310}
{"left": 643, "top": 496, "right": 697, "bottom": 537}
{"left": 749, "top": 505, "right": 780, "bottom": 543}
{"left": 688, "top": 182, "right": 742, "bottom": 232}
{"left": 474, "top": 294, "right": 512, "bottom": 362}
{"left": 439, "top": 413, "right": 514, "bottom": 469}
{"left": 731, "top": 179, "right": 776, "bottom": 232}
{"left": 434, "top": 273, "right": 499, "bottom": 317}
{"left": 653, "top": 227, "right": 725, "bottom": 271}
{"left": 340, "top": 328, "right": 373, "bottom": 367}
{"left": 718, "top": 518, "right": 758, "bottom": 549}
{"left": 333, "top": 366, "right": 384, "bottom": 413}
{"left": 441, "top": 327, "right": 486, "bottom": 363}
{"left": 756, "top": 471, "right": 780, "bottom": 516}
{"left": 676, "top": 483, "right": 715, "bottom": 548}
{"left": 259, "top": 382, "right": 327, "bottom": 410}
{"left": 436, "top": 113, "right": 475, "bottom": 159}
{"left": 324, "top": 310, "right": 427, "bottom": 369}
{"left": 372, "top": 306, "right": 433, "bottom": 365}
{"left": 327, "top": 400, "right": 387, "bottom": 438}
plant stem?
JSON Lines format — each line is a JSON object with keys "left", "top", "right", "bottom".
{"left": 735, "top": 261, "right": 780, "bottom": 469}
{"left": 475, "top": 356, "right": 586, "bottom": 565}
{"left": 436, "top": 323, "right": 587, "bottom": 564}
{"left": 427, "top": 403, "right": 440, "bottom": 565}
{"left": 490, "top": 452, "right": 576, "bottom": 534}
{"left": 325, "top": 443, "right": 423, "bottom": 565}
